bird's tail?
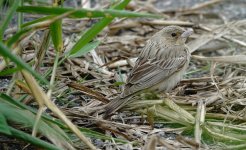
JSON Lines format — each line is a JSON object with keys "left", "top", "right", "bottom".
{"left": 103, "top": 96, "right": 131, "bottom": 118}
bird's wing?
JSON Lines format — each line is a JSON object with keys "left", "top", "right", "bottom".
{"left": 122, "top": 46, "right": 188, "bottom": 97}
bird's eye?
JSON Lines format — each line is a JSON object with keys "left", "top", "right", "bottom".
{"left": 171, "top": 33, "right": 177, "bottom": 37}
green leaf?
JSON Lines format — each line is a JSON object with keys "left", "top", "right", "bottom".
{"left": 6, "top": 27, "right": 32, "bottom": 47}
{"left": 0, "top": 94, "right": 33, "bottom": 110}
{"left": 0, "top": 113, "right": 11, "bottom": 135}
{"left": 0, "top": 94, "right": 62, "bottom": 125}
{"left": 0, "top": 42, "right": 48, "bottom": 84}
{"left": 69, "top": 0, "right": 131, "bottom": 55}
{"left": 0, "top": 0, "right": 3, "bottom": 7}
{"left": 7, "top": 9, "right": 74, "bottom": 48}
{"left": 0, "top": 66, "right": 21, "bottom": 76}
{"left": 50, "top": 19, "right": 63, "bottom": 52}
{"left": 17, "top": 6, "right": 161, "bottom": 19}
{"left": 7, "top": 127, "right": 61, "bottom": 150}
{"left": 0, "top": 102, "right": 74, "bottom": 149}
{"left": 43, "top": 0, "right": 133, "bottom": 76}
{"left": 68, "top": 40, "right": 100, "bottom": 58}
{"left": 21, "top": 15, "right": 53, "bottom": 28}
{"left": 0, "top": 0, "right": 19, "bottom": 41}
{"left": 113, "top": 81, "right": 125, "bottom": 86}
{"left": 0, "top": 94, "right": 127, "bottom": 143}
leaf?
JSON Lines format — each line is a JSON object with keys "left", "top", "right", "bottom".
{"left": 50, "top": 19, "right": 63, "bottom": 52}
{"left": 0, "top": 93, "right": 63, "bottom": 125}
{"left": 0, "top": 0, "right": 19, "bottom": 41}
{"left": 0, "top": 113, "right": 11, "bottom": 135}
{"left": 0, "top": 93, "right": 127, "bottom": 143}
{"left": 0, "top": 42, "right": 48, "bottom": 84}
{"left": 7, "top": 127, "right": 61, "bottom": 150}
{"left": 0, "top": 101, "right": 75, "bottom": 149}
{"left": 7, "top": 10, "right": 74, "bottom": 48}
{"left": 6, "top": 27, "right": 32, "bottom": 47}
{"left": 21, "top": 16, "right": 53, "bottom": 28}
{"left": 113, "top": 81, "right": 125, "bottom": 86}
{"left": 69, "top": 0, "right": 131, "bottom": 55}
{"left": 17, "top": 6, "right": 161, "bottom": 19}
{"left": 0, "top": 67, "right": 21, "bottom": 76}
{"left": 68, "top": 40, "right": 100, "bottom": 58}
{"left": 21, "top": 70, "right": 95, "bottom": 149}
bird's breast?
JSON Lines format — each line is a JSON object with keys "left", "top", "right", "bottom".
{"left": 154, "top": 63, "right": 188, "bottom": 92}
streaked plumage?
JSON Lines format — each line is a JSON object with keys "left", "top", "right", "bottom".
{"left": 104, "top": 26, "right": 193, "bottom": 117}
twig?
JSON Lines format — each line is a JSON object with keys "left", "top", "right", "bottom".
{"left": 140, "top": 20, "right": 195, "bottom": 27}
{"left": 181, "top": 0, "right": 224, "bottom": 12}
{"left": 194, "top": 100, "right": 206, "bottom": 145}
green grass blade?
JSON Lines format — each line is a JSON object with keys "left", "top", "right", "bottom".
{"left": 0, "top": 42, "right": 48, "bottom": 84}
{"left": 21, "top": 16, "right": 53, "bottom": 28}
{"left": 69, "top": 0, "right": 131, "bottom": 55}
{"left": 0, "top": 93, "right": 63, "bottom": 125}
{"left": 0, "top": 113, "right": 11, "bottom": 135}
{"left": 7, "top": 9, "right": 75, "bottom": 48}
{"left": 17, "top": 0, "right": 24, "bottom": 29}
{"left": 0, "top": 93, "right": 127, "bottom": 143}
{"left": 6, "top": 27, "right": 32, "bottom": 47}
{"left": 0, "top": 0, "right": 19, "bottom": 41}
{"left": 0, "top": 102, "right": 74, "bottom": 149}
{"left": 50, "top": 19, "right": 63, "bottom": 52}
{"left": 0, "top": 0, "right": 3, "bottom": 7}
{"left": 7, "top": 127, "right": 61, "bottom": 150}
{"left": 17, "top": 6, "right": 160, "bottom": 19}
{"left": 0, "top": 66, "right": 21, "bottom": 76}
{"left": 68, "top": 40, "right": 100, "bottom": 58}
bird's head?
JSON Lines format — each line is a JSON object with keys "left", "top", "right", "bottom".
{"left": 156, "top": 26, "right": 193, "bottom": 46}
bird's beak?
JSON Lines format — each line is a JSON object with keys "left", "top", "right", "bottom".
{"left": 176, "top": 28, "right": 193, "bottom": 45}
{"left": 181, "top": 28, "right": 193, "bottom": 38}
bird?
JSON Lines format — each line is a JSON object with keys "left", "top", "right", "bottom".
{"left": 104, "top": 26, "right": 193, "bottom": 117}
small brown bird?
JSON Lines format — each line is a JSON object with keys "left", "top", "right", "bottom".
{"left": 104, "top": 26, "right": 193, "bottom": 117}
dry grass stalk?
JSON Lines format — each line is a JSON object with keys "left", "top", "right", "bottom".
{"left": 21, "top": 70, "right": 96, "bottom": 150}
